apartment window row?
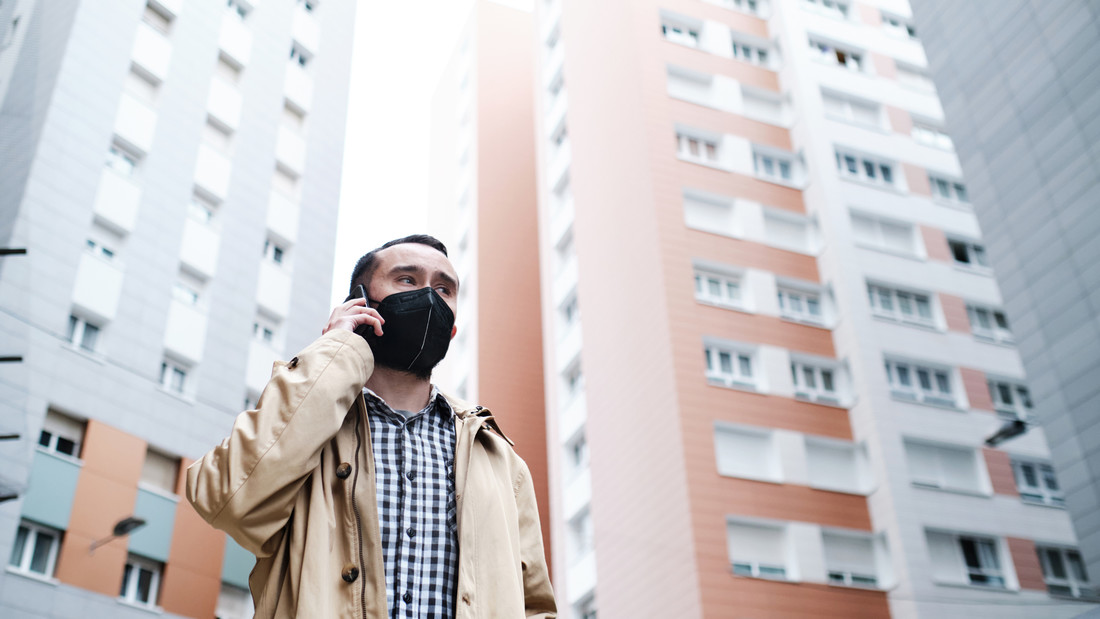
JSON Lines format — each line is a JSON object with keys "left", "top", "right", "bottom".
{"left": 882, "top": 14, "right": 917, "bottom": 40}
{"left": 727, "top": 519, "right": 885, "bottom": 588}
{"left": 660, "top": 22, "right": 699, "bottom": 47}
{"left": 693, "top": 268, "right": 825, "bottom": 325}
{"left": 716, "top": 425, "right": 866, "bottom": 492}
{"left": 705, "top": 343, "right": 846, "bottom": 406}
{"left": 926, "top": 531, "right": 1005, "bottom": 588}
{"left": 835, "top": 149, "right": 894, "bottom": 186}
{"left": 809, "top": 38, "right": 861, "bottom": 72}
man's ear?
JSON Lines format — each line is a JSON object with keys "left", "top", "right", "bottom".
{"left": 450, "top": 325, "right": 458, "bottom": 339}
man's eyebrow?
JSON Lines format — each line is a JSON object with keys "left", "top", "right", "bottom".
{"left": 437, "top": 272, "right": 459, "bottom": 292}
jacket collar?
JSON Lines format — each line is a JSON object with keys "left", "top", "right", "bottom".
{"left": 440, "top": 390, "right": 515, "bottom": 446}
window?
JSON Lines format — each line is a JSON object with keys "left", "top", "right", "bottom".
{"left": 731, "top": 39, "right": 769, "bottom": 65}
{"left": 926, "top": 531, "right": 1006, "bottom": 588}
{"left": 574, "top": 597, "right": 597, "bottom": 619}
{"left": 568, "top": 434, "right": 589, "bottom": 471}
{"left": 929, "top": 175, "right": 969, "bottom": 204}
{"left": 904, "top": 440, "right": 983, "bottom": 493}
{"left": 988, "top": 379, "right": 1032, "bottom": 420}
{"left": 569, "top": 510, "right": 594, "bottom": 558}
{"left": 777, "top": 287, "right": 823, "bottom": 323}
{"left": 661, "top": 22, "right": 699, "bottom": 47}
{"left": 868, "top": 283, "right": 933, "bottom": 327}
{"left": 947, "top": 239, "right": 988, "bottom": 268}
{"left": 802, "top": 0, "right": 849, "bottom": 19}
{"left": 727, "top": 520, "right": 788, "bottom": 580}
{"left": 563, "top": 362, "right": 584, "bottom": 400}
{"left": 85, "top": 238, "right": 116, "bottom": 261}
{"left": 967, "top": 304, "right": 1012, "bottom": 344}
{"left": 897, "top": 64, "right": 935, "bottom": 91}
{"left": 677, "top": 132, "right": 718, "bottom": 163}
{"left": 694, "top": 270, "right": 742, "bottom": 308}
{"left": 226, "top": 0, "right": 250, "bottom": 20}
{"left": 66, "top": 315, "right": 101, "bottom": 352}
{"left": 282, "top": 101, "right": 306, "bottom": 132}
{"left": 551, "top": 123, "right": 568, "bottom": 149}
{"left": 173, "top": 271, "right": 205, "bottom": 306}
{"left": 141, "top": 2, "right": 172, "bottom": 35}
{"left": 189, "top": 189, "right": 219, "bottom": 224}
{"left": 851, "top": 213, "right": 915, "bottom": 255}
{"left": 253, "top": 314, "right": 280, "bottom": 345}
{"left": 722, "top": 0, "right": 760, "bottom": 15}
{"left": 160, "top": 358, "right": 188, "bottom": 394}
{"left": 560, "top": 293, "right": 580, "bottom": 328}
{"left": 823, "top": 532, "right": 878, "bottom": 587}
{"left": 8, "top": 520, "right": 61, "bottom": 578}
{"left": 106, "top": 142, "right": 140, "bottom": 177}
{"left": 124, "top": 66, "right": 160, "bottom": 102}
{"left": 822, "top": 90, "right": 880, "bottom": 128}
{"left": 202, "top": 117, "right": 233, "bottom": 153}
{"left": 835, "top": 149, "right": 894, "bottom": 186}
{"left": 1012, "top": 460, "right": 1064, "bottom": 507}
{"left": 296, "top": 0, "right": 317, "bottom": 13}
{"left": 141, "top": 448, "right": 180, "bottom": 494}
{"left": 289, "top": 42, "right": 312, "bottom": 68}
{"left": 806, "top": 439, "right": 865, "bottom": 493}
{"left": 912, "top": 124, "right": 953, "bottom": 149}
{"left": 272, "top": 166, "right": 300, "bottom": 199}
{"left": 753, "top": 151, "right": 793, "bottom": 182}
{"left": 263, "top": 238, "right": 287, "bottom": 265}
{"left": 882, "top": 14, "right": 917, "bottom": 39}
{"left": 764, "top": 212, "right": 814, "bottom": 253}
{"left": 809, "top": 38, "right": 861, "bottom": 71}
{"left": 714, "top": 425, "right": 778, "bottom": 481}
{"left": 705, "top": 345, "right": 755, "bottom": 388}
{"left": 38, "top": 409, "right": 85, "bottom": 458}
{"left": 886, "top": 360, "right": 954, "bottom": 406}
{"left": 791, "top": 360, "right": 838, "bottom": 403}
{"left": 120, "top": 554, "right": 163, "bottom": 607}
{"left": 1038, "top": 547, "right": 1094, "bottom": 598}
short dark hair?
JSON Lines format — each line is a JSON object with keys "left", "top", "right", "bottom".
{"left": 349, "top": 234, "right": 449, "bottom": 296}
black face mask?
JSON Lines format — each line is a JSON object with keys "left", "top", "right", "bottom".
{"left": 359, "top": 287, "right": 454, "bottom": 378}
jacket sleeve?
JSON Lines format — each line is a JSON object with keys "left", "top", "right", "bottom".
{"left": 186, "top": 329, "right": 373, "bottom": 557}
{"left": 514, "top": 459, "right": 557, "bottom": 618}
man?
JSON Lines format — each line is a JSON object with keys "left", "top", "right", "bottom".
{"left": 187, "top": 235, "right": 555, "bottom": 618}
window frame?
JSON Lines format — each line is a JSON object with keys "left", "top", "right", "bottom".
{"left": 987, "top": 378, "right": 1032, "bottom": 420}
{"left": 704, "top": 344, "right": 757, "bottom": 389}
{"left": 822, "top": 90, "right": 881, "bottom": 129}
{"left": 1011, "top": 459, "right": 1064, "bottom": 507}
{"left": 850, "top": 212, "right": 916, "bottom": 256}
{"left": 66, "top": 314, "right": 101, "bottom": 353}
{"left": 904, "top": 440, "right": 984, "bottom": 493}
{"left": 802, "top": 0, "right": 850, "bottom": 20}
{"left": 777, "top": 286, "right": 825, "bottom": 324}
{"left": 1037, "top": 546, "right": 1094, "bottom": 599}
{"left": 929, "top": 174, "right": 970, "bottom": 204}
{"left": 119, "top": 553, "right": 163, "bottom": 608}
{"left": 835, "top": 149, "right": 895, "bottom": 187}
{"left": 676, "top": 132, "right": 719, "bottom": 164}
{"left": 159, "top": 358, "right": 189, "bottom": 395}
{"left": 885, "top": 359, "right": 955, "bottom": 407}
{"left": 728, "top": 519, "right": 790, "bottom": 581}
{"left": 809, "top": 38, "right": 862, "bottom": 71}
{"left": 822, "top": 530, "right": 880, "bottom": 589}
{"left": 753, "top": 150, "right": 794, "bottom": 183}
{"left": 867, "top": 282, "right": 935, "bottom": 328}
{"left": 731, "top": 37, "right": 770, "bottom": 66}
{"left": 8, "top": 520, "right": 62, "bottom": 579}
{"left": 947, "top": 238, "right": 989, "bottom": 270}
{"left": 38, "top": 410, "right": 85, "bottom": 459}
{"left": 966, "top": 304, "right": 1012, "bottom": 344}
{"left": 790, "top": 359, "right": 840, "bottom": 404}
{"left": 694, "top": 270, "right": 743, "bottom": 309}
{"left": 661, "top": 22, "right": 700, "bottom": 47}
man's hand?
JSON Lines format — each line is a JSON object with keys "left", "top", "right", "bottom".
{"left": 323, "top": 297, "right": 385, "bottom": 336}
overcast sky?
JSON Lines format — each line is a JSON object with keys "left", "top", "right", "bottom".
{"left": 327, "top": 0, "right": 476, "bottom": 306}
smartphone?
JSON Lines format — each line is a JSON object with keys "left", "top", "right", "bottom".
{"left": 345, "top": 284, "right": 375, "bottom": 340}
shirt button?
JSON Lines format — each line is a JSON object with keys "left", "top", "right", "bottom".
{"left": 403, "top": 592, "right": 412, "bottom": 604}
{"left": 341, "top": 564, "right": 359, "bottom": 583}
{"left": 405, "top": 470, "right": 415, "bottom": 481}
{"left": 406, "top": 527, "right": 416, "bottom": 538}
{"left": 336, "top": 462, "right": 352, "bottom": 479}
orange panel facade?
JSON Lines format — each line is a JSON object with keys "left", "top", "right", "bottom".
{"left": 983, "top": 448, "right": 1020, "bottom": 498}
{"left": 904, "top": 163, "right": 932, "bottom": 196}
{"left": 1007, "top": 537, "right": 1048, "bottom": 591}
{"left": 921, "top": 225, "right": 952, "bottom": 262}
{"left": 939, "top": 293, "right": 972, "bottom": 333}
{"left": 960, "top": 367, "right": 994, "bottom": 412}
{"left": 160, "top": 458, "right": 227, "bottom": 618}
{"left": 54, "top": 420, "right": 146, "bottom": 596}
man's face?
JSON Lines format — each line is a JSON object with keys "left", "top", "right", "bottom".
{"left": 365, "top": 243, "right": 460, "bottom": 339}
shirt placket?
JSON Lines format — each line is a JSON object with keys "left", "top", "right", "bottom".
{"left": 398, "top": 415, "right": 420, "bottom": 618}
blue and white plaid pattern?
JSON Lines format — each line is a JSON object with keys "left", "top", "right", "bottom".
{"left": 365, "top": 387, "right": 459, "bottom": 619}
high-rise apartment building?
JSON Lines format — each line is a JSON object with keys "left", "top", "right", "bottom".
{"left": 0, "top": 1, "right": 354, "bottom": 617}
{"left": 427, "top": 0, "right": 552, "bottom": 567}
{"left": 908, "top": 0, "right": 1100, "bottom": 594}
{"left": 530, "top": 0, "right": 1096, "bottom": 617}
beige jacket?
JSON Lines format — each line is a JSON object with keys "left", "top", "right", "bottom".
{"left": 186, "top": 329, "right": 556, "bottom": 618}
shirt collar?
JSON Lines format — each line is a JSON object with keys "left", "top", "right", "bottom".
{"left": 363, "top": 385, "right": 453, "bottom": 421}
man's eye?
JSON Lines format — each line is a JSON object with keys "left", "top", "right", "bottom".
{"left": 398, "top": 276, "right": 414, "bottom": 284}
{"left": 435, "top": 286, "right": 452, "bottom": 296}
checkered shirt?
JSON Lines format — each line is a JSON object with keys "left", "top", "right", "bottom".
{"left": 364, "top": 387, "right": 459, "bottom": 619}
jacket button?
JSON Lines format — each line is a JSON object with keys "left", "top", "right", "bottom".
{"left": 288, "top": 356, "right": 299, "bottom": 369}
{"left": 342, "top": 564, "right": 359, "bottom": 583}
{"left": 336, "top": 462, "right": 352, "bottom": 479}
{"left": 462, "top": 593, "right": 471, "bottom": 605}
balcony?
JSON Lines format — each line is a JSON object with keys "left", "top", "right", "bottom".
{"left": 179, "top": 217, "right": 220, "bottom": 279}
{"left": 131, "top": 21, "right": 172, "bottom": 83}
{"left": 559, "top": 394, "right": 587, "bottom": 442}
{"left": 291, "top": 10, "right": 319, "bottom": 55}
{"left": 267, "top": 191, "right": 300, "bottom": 246}
{"left": 562, "top": 470, "right": 591, "bottom": 521}
{"left": 163, "top": 297, "right": 208, "bottom": 364}
{"left": 207, "top": 77, "right": 242, "bottom": 131}
{"left": 193, "top": 143, "right": 232, "bottom": 201}
{"left": 275, "top": 125, "right": 306, "bottom": 176}
{"left": 566, "top": 550, "right": 597, "bottom": 605}
{"left": 149, "top": 0, "right": 182, "bottom": 18}
{"left": 218, "top": 13, "right": 252, "bottom": 68}
{"left": 72, "top": 252, "right": 124, "bottom": 323}
{"left": 284, "top": 62, "right": 313, "bottom": 113}
{"left": 92, "top": 170, "right": 141, "bottom": 235}
{"left": 257, "top": 260, "right": 291, "bottom": 319}
{"left": 114, "top": 93, "right": 158, "bottom": 154}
